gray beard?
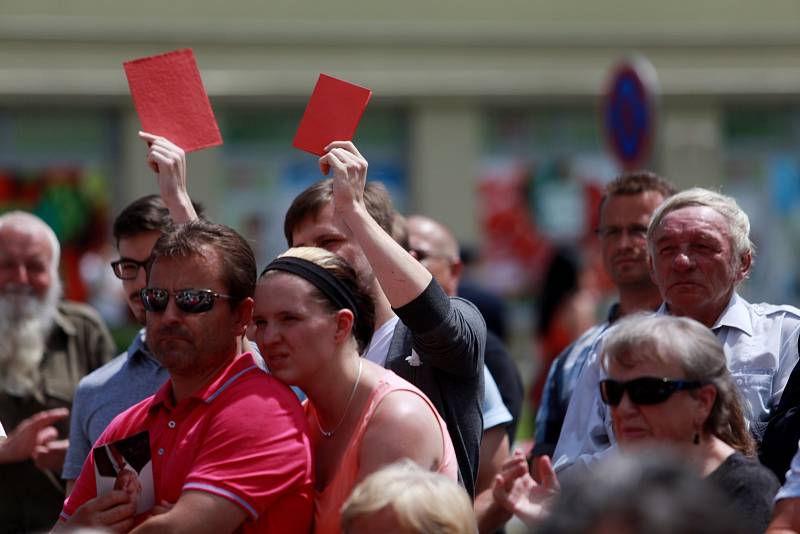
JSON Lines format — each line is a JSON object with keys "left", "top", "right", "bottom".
{"left": 0, "top": 279, "right": 61, "bottom": 398}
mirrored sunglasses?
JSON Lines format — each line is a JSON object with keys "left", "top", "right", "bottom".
{"left": 140, "top": 288, "right": 233, "bottom": 314}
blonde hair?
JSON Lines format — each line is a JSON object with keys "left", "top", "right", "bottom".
{"left": 260, "top": 246, "right": 375, "bottom": 353}
{"left": 341, "top": 459, "right": 476, "bottom": 534}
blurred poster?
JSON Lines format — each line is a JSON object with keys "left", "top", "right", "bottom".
{"left": 724, "top": 107, "right": 800, "bottom": 304}
{"left": 218, "top": 108, "right": 408, "bottom": 266}
{"left": 477, "top": 109, "right": 618, "bottom": 297}
{"left": 0, "top": 110, "right": 116, "bottom": 306}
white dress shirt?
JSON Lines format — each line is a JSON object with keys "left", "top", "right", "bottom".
{"left": 552, "top": 293, "right": 800, "bottom": 476}
{"left": 777, "top": 441, "right": 800, "bottom": 501}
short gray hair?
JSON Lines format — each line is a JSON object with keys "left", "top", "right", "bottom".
{"left": 600, "top": 313, "right": 754, "bottom": 456}
{"left": 647, "top": 187, "right": 754, "bottom": 272}
{"left": 0, "top": 211, "right": 61, "bottom": 277}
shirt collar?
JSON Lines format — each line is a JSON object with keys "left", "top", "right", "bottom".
{"left": 128, "top": 328, "right": 158, "bottom": 363}
{"left": 710, "top": 292, "right": 753, "bottom": 336}
{"left": 52, "top": 303, "right": 76, "bottom": 336}
{"left": 655, "top": 292, "right": 753, "bottom": 337}
{"left": 148, "top": 352, "right": 260, "bottom": 411}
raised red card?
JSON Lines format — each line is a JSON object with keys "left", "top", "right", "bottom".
{"left": 124, "top": 48, "right": 222, "bottom": 152}
{"left": 293, "top": 74, "right": 372, "bottom": 156}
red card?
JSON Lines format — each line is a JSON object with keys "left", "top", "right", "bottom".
{"left": 124, "top": 48, "right": 222, "bottom": 153}
{"left": 293, "top": 74, "right": 372, "bottom": 156}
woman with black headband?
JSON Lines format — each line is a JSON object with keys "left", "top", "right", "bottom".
{"left": 252, "top": 246, "right": 459, "bottom": 534}
{"left": 492, "top": 314, "right": 778, "bottom": 533}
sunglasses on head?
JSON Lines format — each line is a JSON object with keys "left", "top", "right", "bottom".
{"left": 599, "top": 377, "right": 706, "bottom": 406}
{"left": 140, "top": 288, "right": 233, "bottom": 314}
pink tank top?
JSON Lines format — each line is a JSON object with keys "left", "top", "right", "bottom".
{"left": 309, "top": 368, "right": 458, "bottom": 534}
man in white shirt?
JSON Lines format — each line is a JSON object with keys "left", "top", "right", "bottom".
{"left": 553, "top": 187, "right": 800, "bottom": 476}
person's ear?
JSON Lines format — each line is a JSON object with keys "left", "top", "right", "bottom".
{"left": 736, "top": 250, "right": 752, "bottom": 283}
{"left": 232, "top": 297, "right": 254, "bottom": 337}
{"left": 334, "top": 309, "right": 355, "bottom": 344}
{"left": 694, "top": 384, "right": 717, "bottom": 422}
{"left": 450, "top": 258, "right": 464, "bottom": 284}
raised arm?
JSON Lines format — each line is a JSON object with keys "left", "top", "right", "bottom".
{"left": 323, "top": 141, "right": 431, "bottom": 307}
{"left": 139, "top": 131, "right": 197, "bottom": 224}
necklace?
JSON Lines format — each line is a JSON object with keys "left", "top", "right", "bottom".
{"left": 318, "top": 358, "right": 363, "bottom": 439}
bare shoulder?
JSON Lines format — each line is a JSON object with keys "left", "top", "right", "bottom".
{"left": 375, "top": 388, "right": 436, "bottom": 420}
{"left": 358, "top": 389, "right": 443, "bottom": 478}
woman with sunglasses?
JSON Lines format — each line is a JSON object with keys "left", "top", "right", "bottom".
{"left": 600, "top": 314, "right": 779, "bottom": 533}
{"left": 493, "top": 314, "right": 778, "bottom": 533}
{"left": 252, "top": 247, "right": 458, "bottom": 534}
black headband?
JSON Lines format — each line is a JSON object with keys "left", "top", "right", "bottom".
{"left": 262, "top": 257, "right": 360, "bottom": 322}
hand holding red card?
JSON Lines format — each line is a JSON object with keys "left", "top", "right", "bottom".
{"left": 124, "top": 48, "right": 222, "bottom": 153}
{"left": 293, "top": 74, "right": 372, "bottom": 156}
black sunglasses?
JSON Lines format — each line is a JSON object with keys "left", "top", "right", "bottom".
{"left": 599, "top": 377, "right": 706, "bottom": 406}
{"left": 140, "top": 288, "right": 233, "bottom": 314}
{"left": 111, "top": 258, "right": 149, "bottom": 280}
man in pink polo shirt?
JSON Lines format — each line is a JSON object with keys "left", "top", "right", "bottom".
{"left": 56, "top": 219, "right": 314, "bottom": 533}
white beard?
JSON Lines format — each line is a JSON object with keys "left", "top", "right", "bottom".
{"left": 0, "top": 279, "right": 61, "bottom": 398}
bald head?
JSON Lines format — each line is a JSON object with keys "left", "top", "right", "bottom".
{"left": 0, "top": 212, "right": 62, "bottom": 397}
{"left": 0, "top": 211, "right": 60, "bottom": 299}
{"left": 406, "top": 215, "right": 462, "bottom": 296}
{"left": 0, "top": 211, "right": 60, "bottom": 272}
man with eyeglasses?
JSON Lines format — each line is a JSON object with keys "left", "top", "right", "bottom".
{"left": 58, "top": 219, "right": 314, "bottom": 532}
{"left": 63, "top": 134, "right": 199, "bottom": 492}
{"left": 533, "top": 172, "right": 675, "bottom": 460}
{"left": 553, "top": 187, "right": 800, "bottom": 479}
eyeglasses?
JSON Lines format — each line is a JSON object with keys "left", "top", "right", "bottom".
{"left": 599, "top": 377, "right": 705, "bottom": 406}
{"left": 140, "top": 288, "right": 233, "bottom": 314}
{"left": 111, "top": 258, "right": 149, "bottom": 280}
{"left": 595, "top": 225, "right": 649, "bottom": 241}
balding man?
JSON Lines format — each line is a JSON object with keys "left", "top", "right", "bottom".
{"left": 407, "top": 214, "right": 523, "bottom": 532}
{"left": 0, "top": 211, "right": 115, "bottom": 531}
{"left": 553, "top": 188, "right": 800, "bottom": 476}
{"left": 407, "top": 215, "right": 523, "bottom": 442}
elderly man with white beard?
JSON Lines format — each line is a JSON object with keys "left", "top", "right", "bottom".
{"left": 0, "top": 211, "right": 115, "bottom": 533}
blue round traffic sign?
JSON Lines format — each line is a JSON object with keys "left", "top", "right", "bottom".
{"left": 603, "top": 56, "right": 658, "bottom": 170}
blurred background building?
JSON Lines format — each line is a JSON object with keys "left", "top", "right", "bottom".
{"left": 3, "top": 0, "right": 800, "bottom": 437}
